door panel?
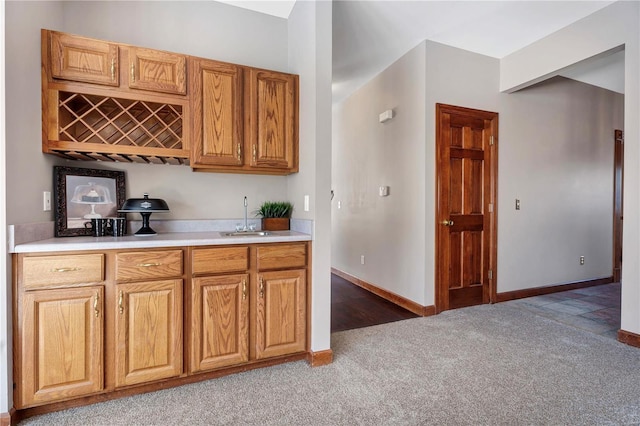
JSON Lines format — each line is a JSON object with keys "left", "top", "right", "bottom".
{"left": 115, "top": 280, "right": 182, "bottom": 387}
{"left": 20, "top": 286, "right": 103, "bottom": 407}
{"left": 436, "top": 104, "right": 497, "bottom": 311}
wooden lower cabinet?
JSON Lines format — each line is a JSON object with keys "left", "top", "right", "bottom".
{"left": 13, "top": 241, "right": 309, "bottom": 415}
{"left": 18, "top": 286, "right": 104, "bottom": 408}
{"left": 191, "top": 274, "right": 249, "bottom": 372}
{"left": 255, "top": 269, "right": 306, "bottom": 359}
{"left": 115, "top": 279, "right": 183, "bottom": 387}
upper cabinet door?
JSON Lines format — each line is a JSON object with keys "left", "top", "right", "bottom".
{"left": 247, "top": 69, "right": 298, "bottom": 171}
{"left": 49, "top": 31, "right": 119, "bottom": 86}
{"left": 128, "top": 47, "right": 187, "bottom": 95}
{"left": 191, "top": 58, "right": 243, "bottom": 166}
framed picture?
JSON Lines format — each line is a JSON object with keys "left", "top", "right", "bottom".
{"left": 54, "top": 166, "right": 126, "bottom": 237}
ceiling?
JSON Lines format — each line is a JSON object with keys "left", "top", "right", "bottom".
{"left": 216, "top": 1, "right": 624, "bottom": 102}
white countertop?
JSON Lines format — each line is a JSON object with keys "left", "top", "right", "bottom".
{"left": 12, "top": 230, "right": 311, "bottom": 253}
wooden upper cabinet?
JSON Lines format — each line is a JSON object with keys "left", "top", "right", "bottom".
{"left": 247, "top": 69, "right": 298, "bottom": 172}
{"left": 49, "top": 30, "right": 118, "bottom": 86}
{"left": 18, "top": 286, "right": 104, "bottom": 408}
{"left": 190, "top": 58, "right": 243, "bottom": 167}
{"left": 128, "top": 46, "right": 187, "bottom": 95}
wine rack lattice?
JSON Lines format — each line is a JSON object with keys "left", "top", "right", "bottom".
{"left": 51, "top": 91, "right": 188, "bottom": 165}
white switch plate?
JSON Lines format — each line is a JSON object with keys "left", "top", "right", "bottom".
{"left": 379, "top": 186, "right": 389, "bottom": 197}
{"left": 43, "top": 191, "right": 51, "bottom": 211}
{"left": 304, "top": 195, "right": 309, "bottom": 212}
{"left": 360, "top": 255, "right": 365, "bottom": 265}
{"left": 337, "top": 201, "right": 341, "bottom": 209}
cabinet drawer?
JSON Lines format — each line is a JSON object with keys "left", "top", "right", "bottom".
{"left": 192, "top": 247, "right": 249, "bottom": 275}
{"left": 22, "top": 254, "right": 104, "bottom": 289}
{"left": 116, "top": 250, "right": 183, "bottom": 281}
{"left": 257, "top": 244, "right": 306, "bottom": 271}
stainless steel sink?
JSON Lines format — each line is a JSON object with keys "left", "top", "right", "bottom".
{"left": 222, "top": 231, "right": 271, "bottom": 237}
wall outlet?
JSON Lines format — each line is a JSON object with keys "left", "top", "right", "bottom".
{"left": 360, "top": 255, "right": 365, "bottom": 265}
{"left": 580, "top": 256, "right": 585, "bottom": 265}
{"left": 43, "top": 191, "right": 51, "bottom": 211}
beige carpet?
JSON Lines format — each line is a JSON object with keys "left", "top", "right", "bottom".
{"left": 20, "top": 303, "right": 640, "bottom": 425}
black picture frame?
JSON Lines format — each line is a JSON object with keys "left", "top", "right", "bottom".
{"left": 53, "top": 166, "right": 126, "bottom": 237}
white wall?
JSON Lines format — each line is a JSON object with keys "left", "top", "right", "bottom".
{"left": 499, "top": 77, "right": 623, "bottom": 291}
{"left": 3, "top": 1, "right": 65, "bottom": 413}
{"left": 6, "top": 0, "right": 291, "bottom": 227}
{"left": 3, "top": 0, "right": 332, "bottom": 413}
{"left": 332, "top": 42, "right": 427, "bottom": 304}
{"left": 0, "top": 0, "right": 7, "bottom": 416}
{"left": 287, "top": 0, "right": 332, "bottom": 352}
{"left": 423, "top": 41, "right": 501, "bottom": 305}
{"left": 332, "top": 38, "right": 622, "bottom": 310}
{"left": 499, "top": 0, "right": 639, "bottom": 335}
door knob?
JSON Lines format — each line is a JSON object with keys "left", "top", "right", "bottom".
{"left": 441, "top": 220, "right": 454, "bottom": 226}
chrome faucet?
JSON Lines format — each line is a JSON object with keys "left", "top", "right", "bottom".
{"left": 243, "top": 196, "right": 248, "bottom": 231}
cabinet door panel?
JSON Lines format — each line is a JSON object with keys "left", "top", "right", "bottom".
{"left": 115, "top": 280, "right": 182, "bottom": 387}
{"left": 248, "top": 69, "right": 297, "bottom": 170}
{"left": 128, "top": 47, "right": 187, "bottom": 95}
{"left": 255, "top": 269, "right": 306, "bottom": 359}
{"left": 50, "top": 31, "right": 118, "bottom": 86}
{"left": 19, "top": 286, "right": 103, "bottom": 408}
{"left": 191, "top": 274, "right": 249, "bottom": 372}
{"left": 191, "top": 59, "right": 243, "bottom": 166}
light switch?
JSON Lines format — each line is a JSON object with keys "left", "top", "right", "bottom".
{"left": 379, "top": 186, "right": 390, "bottom": 197}
{"left": 304, "top": 195, "right": 310, "bottom": 212}
{"left": 515, "top": 199, "right": 521, "bottom": 210}
{"left": 43, "top": 191, "right": 51, "bottom": 211}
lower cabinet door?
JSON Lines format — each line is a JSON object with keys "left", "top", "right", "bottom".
{"left": 255, "top": 269, "right": 306, "bottom": 359}
{"left": 115, "top": 280, "right": 183, "bottom": 387}
{"left": 19, "top": 286, "right": 104, "bottom": 408}
{"left": 191, "top": 274, "right": 249, "bottom": 372}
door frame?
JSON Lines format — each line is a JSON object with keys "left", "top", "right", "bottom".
{"left": 613, "top": 129, "right": 624, "bottom": 282}
{"left": 435, "top": 103, "right": 498, "bottom": 313}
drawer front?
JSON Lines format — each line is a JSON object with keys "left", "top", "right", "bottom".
{"left": 22, "top": 254, "right": 104, "bottom": 289}
{"left": 192, "top": 247, "right": 249, "bottom": 275}
{"left": 116, "top": 250, "right": 183, "bottom": 282}
{"left": 257, "top": 243, "right": 307, "bottom": 271}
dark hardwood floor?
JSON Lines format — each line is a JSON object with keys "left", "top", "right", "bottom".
{"left": 331, "top": 273, "right": 419, "bottom": 332}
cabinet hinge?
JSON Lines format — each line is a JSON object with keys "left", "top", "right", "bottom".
{"left": 488, "top": 270, "right": 493, "bottom": 280}
{"left": 489, "top": 135, "right": 494, "bottom": 146}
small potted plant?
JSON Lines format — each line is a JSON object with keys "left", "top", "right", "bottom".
{"left": 255, "top": 201, "right": 294, "bottom": 231}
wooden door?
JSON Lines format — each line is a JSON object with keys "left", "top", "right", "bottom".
{"left": 436, "top": 104, "right": 498, "bottom": 311}
{"left": 613, "top": 129, "right": 624, "bottom": 282}
{"left": 247, "top": 69, "right": 298, "bottom": 171}
{"left": 19, "top": 286, "right": 103, "bottom": 408}
{"left": 128, "top": 47, "right": 187, "bottom": 95}
{"left": 191, "top": 274, "right": 249, "bottom": 372}
{"left": 255, "top": 269, "right": 306, "bottom": 359}
{"left": 191, "top": 59, "right": 244, "bottom": 167}
{"left": 115, "top": 280, "right": 182, "bottom": 387}
{"left": 49, "top": 30, "right": 118, "bottom": 86}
